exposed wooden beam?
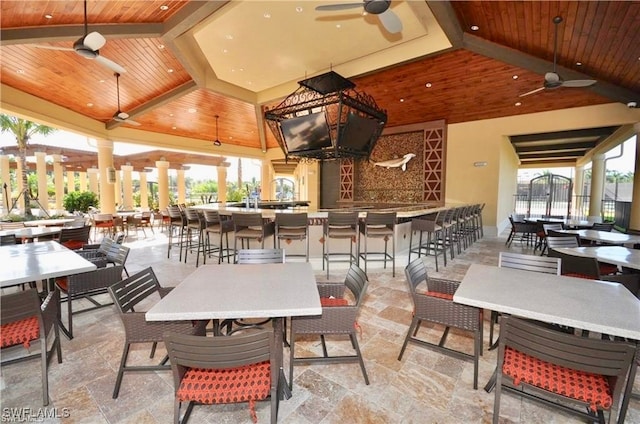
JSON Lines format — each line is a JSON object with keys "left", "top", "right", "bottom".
{"left": 426, "top": 1, "right": 464, "bottom": 48}
{"left": 514, "top": 141, "right": 596, "bottom": 153}
{"left": 510, "top": 127, "right": 618, "bottom": 143}
{"left": 0, "top": 23, "right": 163, "bottom": 45}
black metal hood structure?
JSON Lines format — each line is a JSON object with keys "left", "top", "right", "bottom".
{"left": 265, "top": 71, "right": 387, "bottom": 161}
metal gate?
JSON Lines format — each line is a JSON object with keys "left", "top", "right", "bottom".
{"left": 527, "top": 174, "right": 573, "bottom": 218}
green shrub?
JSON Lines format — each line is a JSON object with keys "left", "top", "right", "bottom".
{"left": 63, "top": 191, "right": 99, "bottom": 213}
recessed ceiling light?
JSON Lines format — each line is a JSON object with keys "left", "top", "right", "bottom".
{"left": 187, "top": 108, "right": 197, "bottom": 113}
{"left": 576, "top": 62, "right": 582, "bottom": 66}
{"left": 336, "top": 24, "right": 341, "bottom": 28}
{"left": 169, "top": 113, "right": 174, "bottom": 117}
{"left": 400, "top": 98, "right": 405, "bottom": 102}
{"left": 515, "top": 102, "right": 522, "bottom": 106}
{"left": 295, "top": 6, "right": 303, "bottom": 13}
{"left": 172, "top": 126, "right": 177, "bottom": 130}
{"left": 160, "top": 5, "right": 169, "bottom": 11}
{"left": 225, "top": 34, "right": 233, "bottom": 40}
{"left": 512, "top": 75, "right": 518, "bottom": 79}
{"left": 16, "top": 69, "right": 25, "bottom": 74}
{"left": 167, "top": 68, "right": 174, "bottom": 73}
{"left": 229, "top": 136, "right": 233, "bottom": 139}
{"left": 239, "top": 68, "right": 244, "bottom": 72}
{"left": 87, "top": 103, "right": 93, "bottom": 107}
{"left": 263, "top": 12, "right": 271, "bottom": 18}
{"left": 158, "top": 44, "right": 165, "bottom": 49}
{"left": 425, "top": 83, "right": 432, "bottom": 88}
{"left": 222, "top": 49, "right": 228, "bottom": 53}
{"left": 471, "top": 25, "right": 479, "bottom": 31}
{"left": 44, "top": 14, "right": 53, "bottom": 19}
{"left": 246, "top": 81, "right": 253, "bottom": 85}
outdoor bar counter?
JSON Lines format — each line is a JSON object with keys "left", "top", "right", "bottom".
{"left": 196, "top": 202, "right": 455, "bottom": 258}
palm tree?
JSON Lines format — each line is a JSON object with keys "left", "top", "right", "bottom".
{"left": 0, "top": 114, "right": 56, "bottom": 218}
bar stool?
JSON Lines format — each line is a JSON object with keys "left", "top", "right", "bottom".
{"left": 407, "top": 210, "right": 446, "bottom": 272}
{"left": 201, "top": 210, "right": 234, "bottom": 265}
{"left": 231, "top": 213, "right": 275, "bottom": 261}
{"left": 183, "top": 208, "right": 205, "bottom": 265}
{"left": 166, "top": 205, "right": 187, "bottom": 260}
{"left": 358, "top": 211, "right": 396, "bottom": 276}
{"left": 275, "top": 212, "right": 309, "bottom": 261}
{"left": 322, "top": 211, "right": 359, "bottom": 278}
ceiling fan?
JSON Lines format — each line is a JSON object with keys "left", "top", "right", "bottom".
{"left": 316, "top": 0, "right": 402, "bottom": 34}
{"left": 112, "top": 73, "right": 140, "bottom": 126}
{"left": 212, "top": 115, "right": 222, "bottom": 146}
{"left": 519, "top": 16, "right": 596, "bottom": 98}
{"left": 34, "top": 0, "right": 125, "bottom": 74}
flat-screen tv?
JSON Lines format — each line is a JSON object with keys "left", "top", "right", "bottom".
{"left": 339, "top": 112, "right": 381, "bottom": 154}
{"left": 280, "top": 112, "right": 333, "bottom": 153}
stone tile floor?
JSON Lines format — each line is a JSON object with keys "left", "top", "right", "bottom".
{"left": 1, "top": 229, "right": 638, "bottom": 423}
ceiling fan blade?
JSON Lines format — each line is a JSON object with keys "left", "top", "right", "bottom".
{"left": 33, "top": 45, "right": 75, "bottom": 51}
{"left": 378, "top": 9, "right": 402, "bottom": 34}
{"left": 316, "top": 3, "right": 364, "bottom": 11}
{"left": 124, "top": 119, "right": 141, "bottom": 126}
{"left": 95, "top": 55, "right": 126, "bottom": 74}
{"left": 561, "top": 79, "right": 597, "bottom": 88}
{"left": 83, "top": 31, "right": 106, "bottom": 51}
{"left": 519, "top": 87, "right": 546, "bottom": 97}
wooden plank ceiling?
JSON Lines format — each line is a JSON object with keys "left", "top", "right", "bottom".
{"left": 0, "top": 1, "right": 638, "bottom": 169}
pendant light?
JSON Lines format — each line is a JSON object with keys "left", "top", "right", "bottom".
{"left": 213, "top": 115, "right": 222, "bottom": 146}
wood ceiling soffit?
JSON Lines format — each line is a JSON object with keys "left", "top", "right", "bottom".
{"left": 162, "top": 1, "right": 229, "bottom": 39}
{"left": 510, "top": 127, "right": 619, "bottom": 143}
{"left": 0, "top": 24, "right": 164, "bottom": 45}
{"left": 461, "top": 33, "right": 638, "bottom": 105}
{"left": 105, "top": 81, "right": 198, "bottom": 130}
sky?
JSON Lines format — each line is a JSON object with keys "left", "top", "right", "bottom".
{"left": 0, "top": 130, "right": 262, "bottom": 182}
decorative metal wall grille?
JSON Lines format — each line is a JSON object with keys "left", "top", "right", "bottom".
{"left": 340, "top": 159, "right": 354, "bottom": 201}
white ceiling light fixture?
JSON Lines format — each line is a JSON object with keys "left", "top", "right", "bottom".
{"left": 471, "top": 25, "right": 479, "bottom": 31}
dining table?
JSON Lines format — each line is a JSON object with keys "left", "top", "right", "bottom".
{"left": 454, "top": 263, "right": 640, "bottom": 421}
{"left": 0, "top": 226, "right": 62, "bottom": 241}
{"left": 145, "top": 262, "right": 322, "bottom": 399}
{"left": 0, "top": 240, "right": 98, "bottom": 339}
{"left": 552, "top": 246, "right": 640, "bottom": 271}
{"left": 558, "top": 229, "right": 640, "bottom": 246}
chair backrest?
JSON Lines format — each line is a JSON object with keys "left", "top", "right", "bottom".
{"left": 364, "top": 211, "right": 396, "bottom": 228}
{"left": 1, "top": 288, "right": 42, "bottom": 326}
{"left": 58, "top": 225, "right": 91, "bottom": 243}
{"left": 67, "top": 265, "right": 125, "bottom": 295}
{"left": 592, "top": 222, "right": 614, "bottom": 232}
{"left": 106, "top": 243, "right": 130, "bottom": 268}
{"left": 545, "top": 235, "right": 579, "bottom": 249}
{"left": 411, "top": 211, "right": 440, "bottom": 232}
{"left": 542, "top": 223, "right": 564, "bottom": 234}
{"left": 498, "top": 252, "right": 561, "bottom": 275}
{"left": 275, "top": 212, "right": 308, "bottom": 228}
{"left": 343, "top": 264, "right": 368, "bottom": 307}
{"left": 547, "top": 249, "right": 600, "bottom": 279}
{"left": 184, "top": 207, "right": 202, "bottom": 223}
{"left": 63, "top": 218, "right": 87, "bottom": 228}
{"left": 498, "top": 316, "right": 635, "bottom": 414}
{"left": 202, "top": 209, "right": 221, "bottom": 225}
{"left": 108, "top": 267, "right": 161, "bottom": 313}
{"left": 0, "top": 222, "right": 25, "bottom": 230}
{"left": 327, "top": 211, "right": 358, "bottom": 228}
{"left": 93, "top": 213, "right": 114, "bottom": 223}
{"left": 405, "top": 257, "right": 428, "bottom": 294}
{"left": 237, "top": 249, "right": 285, "bottom": 264}
{"left": 232, "top": 212, "right": 263, "bottom": 229}
{"left": 0, "top": 234, "right": 17, "bottom": 246}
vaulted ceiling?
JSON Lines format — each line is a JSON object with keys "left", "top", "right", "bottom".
{"left": 1, "top": 1, "right": 639, "bottom": 167}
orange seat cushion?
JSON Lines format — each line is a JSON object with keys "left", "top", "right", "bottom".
{"left": 1, "top": 316, "right": 39, "bottom": 349}
{"left": 62, "top": 240, "right": 85, "bottom": 250}
{"left": 55, "top": 277, "right": 68, "bottom": 292}
{"left": 320, "top": 297, "right": 349, "bottom": 307}
{"left": 502, "top": 346, "right": 612, "bottom": 412}
{"left": 598, "top": 263, "right": 618, "bottom": 276}
{"left": 564, "top": 272, "right": 595, "bottom": 280}
{"left": 177, "top": 361, "right": 270, "bottom": 423}
{"left": 425, "top": 291, "right": 454, "bottom": 300}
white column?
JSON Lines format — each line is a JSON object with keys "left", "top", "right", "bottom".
{"left": 78, "top": 171, "right": 87, "bottom": 192}
{"left": 114, "top": 170, "right": 122, "bottom": 209}
{"left": 0, "top": 155, "right": 11, "bottom": 212}
{"left": 139, "top": 171, "right": 149, "bottom": 210}
{"left": 96, "top": 139, "right": 116, "bottom": 214}
{"left": 52, "top": 154, "right": 64, "bottom": 210}
{"left": 588, "top": 154, "right": 606, "bottom": 220}
{"left": 177, "top": 167, "right": 186, "bottom": 204}
{"left": 629, "top": 123, "right": 640, "bottom": 229}
{"left": 156, "top": 160, "right": 170, "bottom": 210}
{"left": 87, "top": 168, "right": 99, "bottom": 195}
{"left": 217, "top": 166, "right": 228, "bottom": 203}
{"left": 121, "top": 164, "right": 134, "bottom": 210}
{"left": 66, "top": 169, "right": 75, "bottom": 196}
{"left": 34, "top": 151, "right": 49, "bottom": 213}
{"left": 260, "top": 159, "right": 270, "bottom": 200}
